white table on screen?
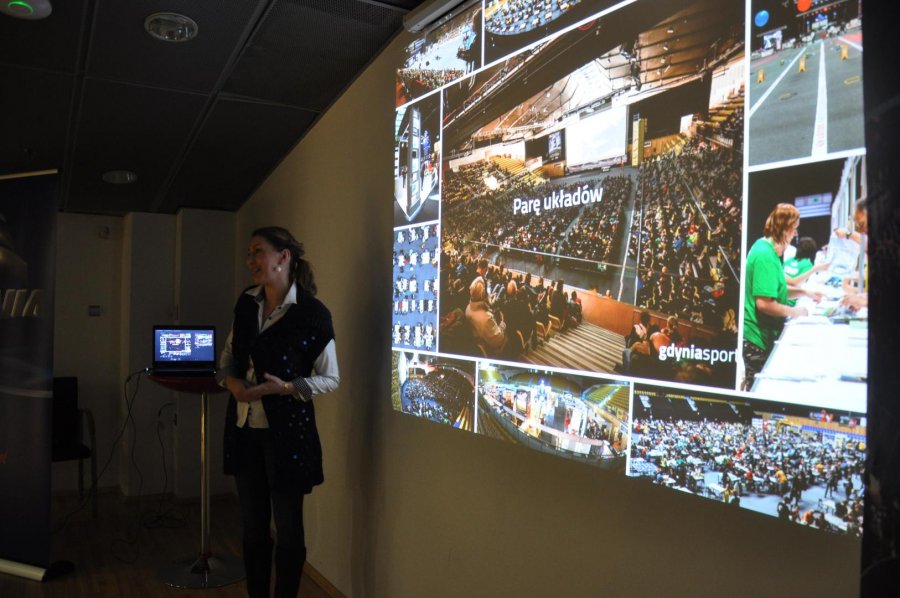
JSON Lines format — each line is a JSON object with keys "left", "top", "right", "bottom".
{"left": 752, "top": 317, "right": 866, "bottom": 413}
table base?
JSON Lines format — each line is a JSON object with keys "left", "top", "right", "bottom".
{"left": 158, "top": 553, "right": 244, "bottom": 589}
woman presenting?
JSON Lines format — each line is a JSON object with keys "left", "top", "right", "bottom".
{"left": 218, "top": 226, "right": 339, "bottom": 598}
{"left": 742, "top": 204, "right": 817, "bottom": 390}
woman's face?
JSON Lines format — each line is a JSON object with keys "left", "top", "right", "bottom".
{"left": 777, "top": 219, "right": 800, "bottom": 250}
{"left": 246, "top": 236, "right": 287, "bottom": 286}
{"left": 787, "top": 219, "right": 800, "bottom": 243}
{"left": 854, "top": 209, "right": 868, "bottom": 235}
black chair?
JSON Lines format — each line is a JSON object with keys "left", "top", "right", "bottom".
{"left": 52, "top": 377, "right": 98, "bottom": 518}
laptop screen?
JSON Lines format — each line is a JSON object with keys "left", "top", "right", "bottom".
{"left": 152, "top": 326, "right": 216, "bottom": 371}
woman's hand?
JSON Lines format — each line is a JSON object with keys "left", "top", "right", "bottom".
{"left": 261, "top": 373, "right": 291, "bottom": 396}
{"left": 225, "top": 376, "right": 256, "bottom": 403}
{"left": 225, "top": 374, "right": 293, "bottom": 401}
{"left": 841, "top": 293, "right": 867, "bottom": 312}
{"left": 842, "top": 275, "right": 861, "bottom": 296}
{"left": 756, "top": 296, "right": 808, "bottom": 319}
{"left": 805, "top": 290, "right": 825, "bottom": 302}
{"left": 791, "top": 305, "right": 809, "bottom": 318}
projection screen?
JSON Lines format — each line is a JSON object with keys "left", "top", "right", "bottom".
{"left": 391, "top": 0, "right": 867, "bottom": 537}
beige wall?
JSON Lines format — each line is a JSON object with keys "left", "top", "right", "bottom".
{"left": 117, "top": 213, "right": 178, "bottom": 497}
{"left": 53, "top": 213, "right": 124, "bottom": 492}
{"left": 173, "top": 209, "right": 236, "bottom": 498}
{"left": 53, "top": 210, "right": 235, "bottom": 499}
{"left": 237, "top": 31, "right": 862, "bottom": 598}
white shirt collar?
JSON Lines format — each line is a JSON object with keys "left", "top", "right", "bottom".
{"left": 246, "top": 283, "right": 298, "bottom": 307}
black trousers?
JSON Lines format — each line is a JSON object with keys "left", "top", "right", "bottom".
{"left": 234, "top": 427, "right": 306, "bottom": 598}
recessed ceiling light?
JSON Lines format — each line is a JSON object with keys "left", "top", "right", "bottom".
{"left": 1, "top": 0, "right": 51, "bottom": 19}
{"left": 102, "top": 170, "right": 137, "bottom": 185}
{"left": 144, "top": 12, "right": 198, "bottom": 43}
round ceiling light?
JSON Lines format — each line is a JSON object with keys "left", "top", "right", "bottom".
{"left": 102, "top": 170, "right": 138, "bottom": 185}
{"left": 1, "top": 0, "right": 52, "bottom": 19}
{"left": 144, "top": 12, "right": 198, "bottom": 43}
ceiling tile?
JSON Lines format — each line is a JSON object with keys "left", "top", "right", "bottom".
{"left": 0, "top": 0, "right": 88, "bottom": 73}
{"left": 64, "top": 78, "right": 207, "bottom": 213}
{"left": 86, "top": 0, "right": 265, "bottom": 93}
{"left": 160, "top": 97, "right": 318, "bottom": 212}
{"left": 0, "top": 66, "right": 72, "bottom": 176}
{"left": 224, "top": 0, "right": 403, "bottom": 110}
{"left": 0, "top": 0, "right": 423, "bottom": 214}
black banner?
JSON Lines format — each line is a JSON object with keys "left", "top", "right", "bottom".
{"left": 0, "top": 173, "right": 58, "bottom": 568}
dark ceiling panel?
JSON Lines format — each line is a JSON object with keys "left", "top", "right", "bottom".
{"left": 224, "top": 0, "right": 404, "bottom": 110}
{"left": 160, "top": 97, "right": 318, "bottom": 212}
{"left": 86, "top": 0, "right": 265, "bottom": 94}
{"left": 296, "top": 0, "right": 405, "bottom": 27}
{"left": 0, "top": 0, "right": 423, "bottom": 214}
{"left": 0, "top": 0, "right": 88, "bottom": 73}
{"left": 0, "top": 66, "right": 72, "bottom": 176}
{"left": 64, "top": 79, "right": 207, "bottom": 214}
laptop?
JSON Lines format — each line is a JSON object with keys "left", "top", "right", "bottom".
{"left": 152, "top": 325, "right": 217, "bottom": 376}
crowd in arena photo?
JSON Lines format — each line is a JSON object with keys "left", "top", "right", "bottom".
{"left": 444, "top": 174, "right": 630, "bottom": 264}
{"left": 444, "top": 179, "right": 555, "bottom": 256}
{"left": 630, "top": 137, "right": 742, "bottom": 329}
{"left": 392, "top": 224, "right": 440, "bottom": 351}
{"left": 442, "top": 160, "right": 512, "bottom": 204}
{"left": 558, "top": 175, "right": 631, "bottom": 265}
{"left": 629, "top": 407, "right": 865, "bottom": 535}
{"left": 718, "top": 106, "right": 743, "bottom": 147}
{"left": 398, "top": 68, "right": 465, "bottom": 95}
{"left": 396, "top": 9, "right": 480, "bottom": 104}
{"left": 439, "top": 251, "right": 582, "bottom": 358}
{"left": 401, "top": 368, "right": 474, "bottom": 428}
{"left": 439, "top": 170, "right": 637, "bottom": 362}
{"left": 403, "top": 383, "right": 453, "bottom": 424}
{"left": 485, "top": 0, "right": 582, "bottom": 35}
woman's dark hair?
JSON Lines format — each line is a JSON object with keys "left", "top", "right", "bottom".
{"left": 795, "top": 237, "right": 818, "bottom": 262}
{"left": 251, "top": 226, "right": 317, "bottom": 295}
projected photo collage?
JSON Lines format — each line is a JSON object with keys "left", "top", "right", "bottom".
{"left": 392, "top": 351, "right": 476, "bottom": 431}
{"left": 389, "top": 350, "right": 865, "bottom": 537}
{"left": 742, "top": 0, "right": 866, "bottom": 413}
{"left": 478, "top": 365, "right": 630, "bottom": 471}
{"left": 627, "top": 384, "right": 865, "bottom": 536}
{"left": 389, "top": 0, "right": 867, "bottom": 536}
{"left": 393, "top": 222, "right": 440, "bottom": 352}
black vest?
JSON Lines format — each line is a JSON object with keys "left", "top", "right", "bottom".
{"left": 223, "top": 287, "right": 335, "bottom": 493}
